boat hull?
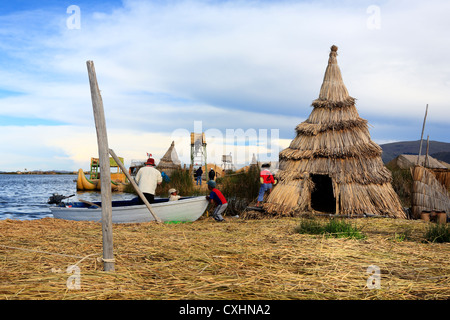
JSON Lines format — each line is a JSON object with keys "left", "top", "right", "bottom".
{"left": 50, "top": 196, "right": 208, "bottom": 223}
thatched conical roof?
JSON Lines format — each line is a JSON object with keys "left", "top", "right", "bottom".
{"left": 264, "top": 45, "right": 405, "bottom": 218}
{"left": 156, "top": 141, "right": 181, "bottom": 175}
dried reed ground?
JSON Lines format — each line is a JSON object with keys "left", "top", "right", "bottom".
{"left": 0, "top": 217, "right": 448, "bottom": 300}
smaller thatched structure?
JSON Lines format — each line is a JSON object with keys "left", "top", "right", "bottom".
{"left": 388, "top": 154, "right": 448, "bottom": 170}
{"left": 388, "top": 155, "right": 450, "bottom": 192}
{"left": 411, "top": 165, "right": 450, "bottom": 219}
{"left": 156, "top": 141, "right": 181, "bottom": 177}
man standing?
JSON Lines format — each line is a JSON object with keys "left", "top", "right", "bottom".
{"left": 135, "top": 157, "right": 162, "bottom": 204}
{"left": 196, "top": 166, "right": 203, "bottom": 185}
{"left": 208, "top": 168, "right": 216, "bottom": 181}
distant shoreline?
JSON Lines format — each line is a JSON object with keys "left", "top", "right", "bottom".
{"left": 0, "top": 171, "right": 77, "bottom": 175}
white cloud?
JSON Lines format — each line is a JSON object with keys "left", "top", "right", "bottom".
{"left": 0, "top": 0, "right": 449, "bottom": 171}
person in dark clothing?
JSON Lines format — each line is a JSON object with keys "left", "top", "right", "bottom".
{"left": 208, "top": 168, "right": 216, "bottom": 181}
{"left": 206, "top": 180, "right": 226, "bottom": 222}
{"left": 196, "top": 167, "right": 203, "bottom": 185}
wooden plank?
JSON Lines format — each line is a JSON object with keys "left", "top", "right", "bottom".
{"left": 109, "top": 148, "right": 162, "bottom": 223}
{"left": 79, "top": 199, "right": 101, "bottom": 208}
{"left": 86, "top": 60, "right": 115, "bottom": 272}
{"left": 247, "top": 206, "right": 264, "bottom": 211}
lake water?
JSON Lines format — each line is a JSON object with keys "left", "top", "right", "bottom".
{"left": 0, "top": 174, "right": 136, "bottom": 221}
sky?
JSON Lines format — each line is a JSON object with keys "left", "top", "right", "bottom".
{"left": 0, "top": 0, "right": 449, "bottom": 171}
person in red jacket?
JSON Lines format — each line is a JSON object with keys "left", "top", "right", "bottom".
{"left": 206, "top": 180, "right": 227, "bottom": 222}
{"left": 256, "top": 163, "right": 274, "bottom": 207}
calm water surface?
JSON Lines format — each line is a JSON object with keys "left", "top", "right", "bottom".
{"left": 0, "top": 174, "right": 135, "bottom": 220}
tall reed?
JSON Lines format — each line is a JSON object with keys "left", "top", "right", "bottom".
{"left": 386, "top": 165, "right": 413, "bottom": 207}
{"left": 156, "top": 168, "right": 196, "bottom": 197}
{"left": 125, "top": 169, "right": 197, "bottom": 197}
{"left": 218, "top": 165, "right": 261, "bottom": 215}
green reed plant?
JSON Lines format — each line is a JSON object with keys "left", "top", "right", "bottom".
{"left": 125, "top": 169, "right": 197, "bottom": 197}
{"left": 156, "top": 169, "right": 197, "bottom": 197}
{"left": 386, "top": 166, "right": 413, "bottom": 207}
{"left": 424, "top": 223, "right": 450, "bottom": 243}
{"left": 391, "top": 226, "right": 413, "bottom": 242}
{"left": 295, "top": 218, "right": 366, "bottom": 240}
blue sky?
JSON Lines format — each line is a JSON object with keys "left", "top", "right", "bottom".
{"left": 0, "top": 0, "right": 449, "bottom": 171}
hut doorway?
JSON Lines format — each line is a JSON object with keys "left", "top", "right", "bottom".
{"left": 311, "top": 174, "right": 335, "bottom": 213}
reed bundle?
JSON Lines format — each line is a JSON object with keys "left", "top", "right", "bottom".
{"left": 264, "top": 45, "right": 405, "bottom": 218}
{"left": 0, "top": 217, "right": 448, "bottom": 300}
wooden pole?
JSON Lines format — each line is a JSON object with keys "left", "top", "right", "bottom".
{"left": 109, "top": 149, "right": 162, "bottom": 223}
{"left": 86, "top": 60, "right": 115, "bottom": 272}
{"left": 425, "top": 135, "right": 430, "bottom": 168}
{"left": 204, "top": 143, "right": 207, "bottom": 182}
{"left": 417, "top": 104, "right": 428, "bottom": 165}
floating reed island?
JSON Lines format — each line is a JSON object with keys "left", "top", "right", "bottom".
{"left": 264, "top": 45, "right": 405, "bottom": 219}
{"left": 0, "top": 217, "right": 448, "bottom": 300}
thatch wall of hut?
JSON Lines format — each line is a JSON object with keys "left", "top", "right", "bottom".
{"left": 411, "top": 165, "right": 450, "bottom": 219}
{"left": 430, "top": 168, "right": 450, "bottom": 192}
{"left": 264, "top": 45, "right": 405, "bottom": 218}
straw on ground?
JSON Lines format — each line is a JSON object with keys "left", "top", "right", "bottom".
{"left": 0, "top": 217, "right": 448, "bottom": 300}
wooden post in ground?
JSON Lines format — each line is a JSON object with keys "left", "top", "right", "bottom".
{"left": 86, "top": 60, "right": 115, "bottom": 272}
{"left": 425, "top": 135, "right": 430, "bottom": 168}
{"left": 109, "top": 148, "right": 162, "bottom": 223}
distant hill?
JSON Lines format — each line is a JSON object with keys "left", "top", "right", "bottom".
{"left": 431, "top": 151, "right": 450, "bottom": 164}
{"left": 380, "top": 140, "right": 450, "bottom": 163}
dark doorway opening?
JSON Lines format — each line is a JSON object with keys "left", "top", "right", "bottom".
{"left": 311, "top": 174, "right": 336, "bottom": 213}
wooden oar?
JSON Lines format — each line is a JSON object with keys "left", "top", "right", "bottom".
{"left": 79, "top": 199, "right": 101, "bottom": 208}
{"left": 109, "top": 148, "right": 162, "bottom": 223}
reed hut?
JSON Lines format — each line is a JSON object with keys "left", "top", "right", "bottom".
{"left": 156, "top": 141, "right": 182, "bottom": 177}
{"left": 411, "top": 165, "right": 450, "bottom": 219}
{"left": 264, "top": 45, "right": 406, "bottom": 218}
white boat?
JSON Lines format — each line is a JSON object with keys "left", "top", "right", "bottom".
{"left": 50, "top": 196, "right": 209, "bottom": 224}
